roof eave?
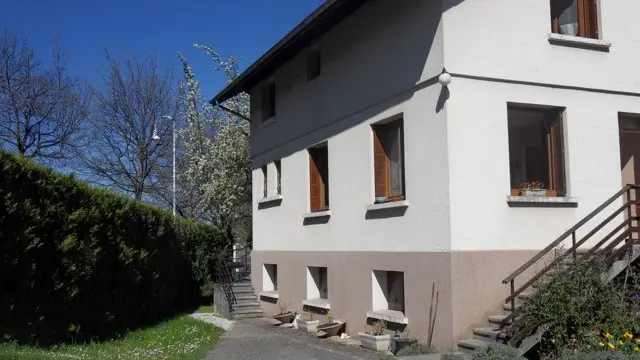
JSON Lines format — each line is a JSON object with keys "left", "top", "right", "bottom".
{"left": 209, "top": 0, "right": 368, "bottom": 107}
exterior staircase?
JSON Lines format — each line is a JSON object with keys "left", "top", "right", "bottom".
{"left": 229, "top": 276, "right": 264, "bottom": 320}
{"left": 456, "top": 185, "right": 640, "bottom": 355}
{"left": 213, "top": 243, "right": 263, "bottom": 320}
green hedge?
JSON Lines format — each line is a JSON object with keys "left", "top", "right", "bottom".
{"left": 0, "top": 151, "right": 229, "bottom": 345}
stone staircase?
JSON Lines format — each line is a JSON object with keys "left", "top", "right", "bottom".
{"left": 456, "top": 246, "right": 640, "bottom": 355}
{"left": 229, "top": 276, "right": 264, "bottom": 320}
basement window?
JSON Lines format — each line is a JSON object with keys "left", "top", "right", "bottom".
{"left": 508, "top": 105, "right": 567, "bottom": 197}
{"left": 261, "top": 165, "right": 268, "bottom": 198}
{"left": 263, "top": 264, "right": 278, "bottom": 292}
{"left": 307, "top": 266, "right": 328, "bottom": 300}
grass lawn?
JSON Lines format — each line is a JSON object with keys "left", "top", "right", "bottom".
{"left": 0, "top": 315, "right": 223, "bottom": 360}
{"left": 195, "top": 305, "right": 214, "bottom": 313}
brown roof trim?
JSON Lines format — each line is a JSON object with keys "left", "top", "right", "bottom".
{"left": 209, "top": 0, "right": 369, "bottom": 106}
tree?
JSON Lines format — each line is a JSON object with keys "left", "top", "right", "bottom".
{"left": 83, "top": 53, "right": 179, "bottom": 201}
{"left": 0, "top": 29, "right": 90, "bottom": 164}
{"left": 178, "top": 45, "right": 251, "bottom": 238}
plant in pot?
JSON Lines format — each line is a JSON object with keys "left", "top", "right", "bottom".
{"left": 272, "top": 300, "right": 295, "bottom": 324}
{"left": 316, "top": 311, "right": 345, "bottom": 337}
{"left": 359, "top": 320, "right": 391, "bottom": 351}
{"left": 297, "top": 311, "right": 320, "bottom": 333}
{"left": 520, "top": 180, "right": 546, "bottom": 196}
{"left": 391, "top": 329, "right": 418, "bottom": 355}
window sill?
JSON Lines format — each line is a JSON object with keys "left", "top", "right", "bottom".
{"left": 259, "top": 117, "right": 276, "bottom": 129}
{"left": 367, "top": 310, "right": 408, "bottom": 325}
{"left": 507, "top": 196, "right": 578, "bottom": 208}
{"left": 302, "top": 298, "right": 331, "bottom": 310}
{"left": 257, "top": 195, "right": 283, "bottom": 206}
{"left": 303, "top": 210, "right": 331, "bottom": 219}
{"left": 366, "top": 200, "right": 409, "bottom": 212}
{"left": 259, "top": 291, "right": 279, "bottom": 300}
{"left": 548, "top": 33, "right": 611, "bottom": 52}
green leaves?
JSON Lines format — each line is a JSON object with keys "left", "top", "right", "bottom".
{"left": 0, "top": 150, "right": 228, "bottom": 346}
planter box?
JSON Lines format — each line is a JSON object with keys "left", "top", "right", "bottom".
{"left": 522, "top": 189, "right": 546, "bottom": 196}
{"left": 359, "top": 332, "right": 391, "bottom": 351}
{"left": 298, "top": 319, "right": 320, "bottom": 333}
{"left": 273, "top": 311, "right": 295, "bottom": 324}
{"left": 317, "top": 321, "right": 345, "bottom": 337}
{"left": 392, "top": 338, "right": 418, "bottom": 355}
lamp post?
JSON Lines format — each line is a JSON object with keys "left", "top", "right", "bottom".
{"left": 152, "top": 115, "right": 176, "bottom": 217}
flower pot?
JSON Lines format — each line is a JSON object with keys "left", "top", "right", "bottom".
{"left": 273, "top": 311, "right": 295, "bottom": 324}
{"left": 392, "top": 338, "right": 418, "bottom": 355}
{"left": 359, "top": 332, "right": 391, "bottom": 351}
{"left": 298, "top": 319, "right": 320, "bottom": 333}
{"left": 317, "top": 321, "right": 345, "bottom": 337}
{"left": 522, "top": 189, "right": 546, "bottom": 196}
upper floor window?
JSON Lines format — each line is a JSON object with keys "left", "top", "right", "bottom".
{"left": 275, "top": 160, "right": 282, "bottom": 195}
{"left": 262, "top": 81, "right": 276, "bottom": 121}
{"left": 306, "top": 49, "right": 321, "bottom": 80}
{"left": 550, "top": 0, "right": 598, "bottom": 39}
{"left": 372, "top": 119, "right": 405, "bottom": 203}
{"left": 508, "top": 105, "right": 566, "bottom": 197}
{"left": 308, "top": 144, "right": 329, "bottom": 212}
{"left": 261, "top": 165, "right": 268, "bottom": 198}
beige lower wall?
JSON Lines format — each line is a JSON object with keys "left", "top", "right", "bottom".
{"left": 252, "top": 250, "right": 541, "bottom": 351}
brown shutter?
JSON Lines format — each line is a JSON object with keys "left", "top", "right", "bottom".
{"left": 586, "top": 0, "right": 598, "bottom": 39}
{"left": 373, "top": 129, "right": 388, "bottom": 198}
{"left": 309, "top": 151, "right": 322, "bottom": 211}
{"left": 549, "top": 117, "right": 566, "bottom": 196}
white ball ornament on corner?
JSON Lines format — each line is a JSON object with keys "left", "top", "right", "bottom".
{"left": 438, "top": 72, "right": 452, "bottom": 86}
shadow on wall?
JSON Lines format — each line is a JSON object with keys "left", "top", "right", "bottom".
{"left": 251, "top": 0, "right": 468, "bottom": 168}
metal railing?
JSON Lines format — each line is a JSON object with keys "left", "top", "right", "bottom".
{"left": 214, "top": 241, "right": 253, "bottom": 311}
{"left": 501, "top": 184, "right": 640, "bottom": 346}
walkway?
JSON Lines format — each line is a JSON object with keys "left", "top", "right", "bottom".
{"left": 204, "top": 318, "right": 384, "bottom": 360}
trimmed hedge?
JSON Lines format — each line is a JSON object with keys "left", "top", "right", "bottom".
{"left": 0, "top": 151, "right": 229, "bottom": 345}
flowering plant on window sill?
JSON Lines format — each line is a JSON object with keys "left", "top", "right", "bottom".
{"left": 519, "top": 181, "right": 546, "bottom": 197}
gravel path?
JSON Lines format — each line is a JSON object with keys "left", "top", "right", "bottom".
{"left": 188, "top": 313, "right": 235, "bottom": 331}
{"left": 204, "top": 318, "right": 383, "bottom": 360}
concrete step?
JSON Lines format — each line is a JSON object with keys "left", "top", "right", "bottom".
{"left": 232, "top": 288, "right": 257, "bottom": 295}
{"left": 232, "top": 301, "right": 261, "bottom": 309}
{"left": 232, "top": 282, "right": 253, "bottom": 289}
{"left": 457, "top": 339, "right": 489, "bottom": 354}
{"left": 235, "top": 297, "right": 259, "bottom": 305}
{"left": 487, "top": 314, "right": 521, "bottom": 329}
{"left": 473, "top": 327, "right": 507, "bottom": 343}
{"left": 231, "top": 308, "right": 264, "bottom": 320}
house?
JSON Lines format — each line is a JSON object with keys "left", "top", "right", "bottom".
{"left": 210, "top": 0, "right": 640, "bottom": 351}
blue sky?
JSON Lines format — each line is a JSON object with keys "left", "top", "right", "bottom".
{"left": 1, "top": 0, "right": 323, "bottom": 98}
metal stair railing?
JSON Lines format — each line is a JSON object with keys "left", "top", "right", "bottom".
{"left": 215, "top": 252, "right": 238, "bottom": 311}
{"left": 500, "top": 184, "right": 640, "bottom": 347}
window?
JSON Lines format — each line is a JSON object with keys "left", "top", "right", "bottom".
{"left": 261, "top": 81, "right": 276, "bottom": 121}
{"left": 306, "top": 49, "right": 321, "bottom": 80}
{"left": 508, "top": 105, "right": 566, "bottom": 197}
{"left": 307, "top": 266, "right": 328, "bottom": 300}
{"left": 261, "top": 165, "right": 268, "bottom": 198}
{"left": 308, "top": 144, "right": 329, "bottom": 212}
{"left": 275, "top": 160, "right": 282, "bottom": 195}
{"left": 372, "top": 119, "right": 405, "bottom": 203}
{"left": 550, "top": 0, "right": 598, "bottom": 39}
{"left": 372, "top": 270, "right": 405, "bottom": 313}
{"left": 263, "top": 264, "right": 278, "bottom": 292}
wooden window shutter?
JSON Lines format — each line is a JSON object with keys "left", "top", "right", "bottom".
{"left": 549, "top": 117, "right": 566, "bottom": 196}
{"left": 578, "top": 0, "right": 598, "bottom": 39}
{"left": 309, "top": 150, "right": 322, "bottom": 211}
{"left": 586, "top": 0, "right": 598, "bottom": 39}
{"left": 373, "top": 129, "right": 389, "bottom": 198}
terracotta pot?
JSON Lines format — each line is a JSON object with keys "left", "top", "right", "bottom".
{"left": 317, "top": 321, "right": 345, "bottom": 336}
{"left": 273, "top": 311, "right": 295, "bottom": 324}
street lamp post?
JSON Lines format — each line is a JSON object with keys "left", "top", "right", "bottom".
{"left": 153, "top": 115, "right": 176, "bottom": 217}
